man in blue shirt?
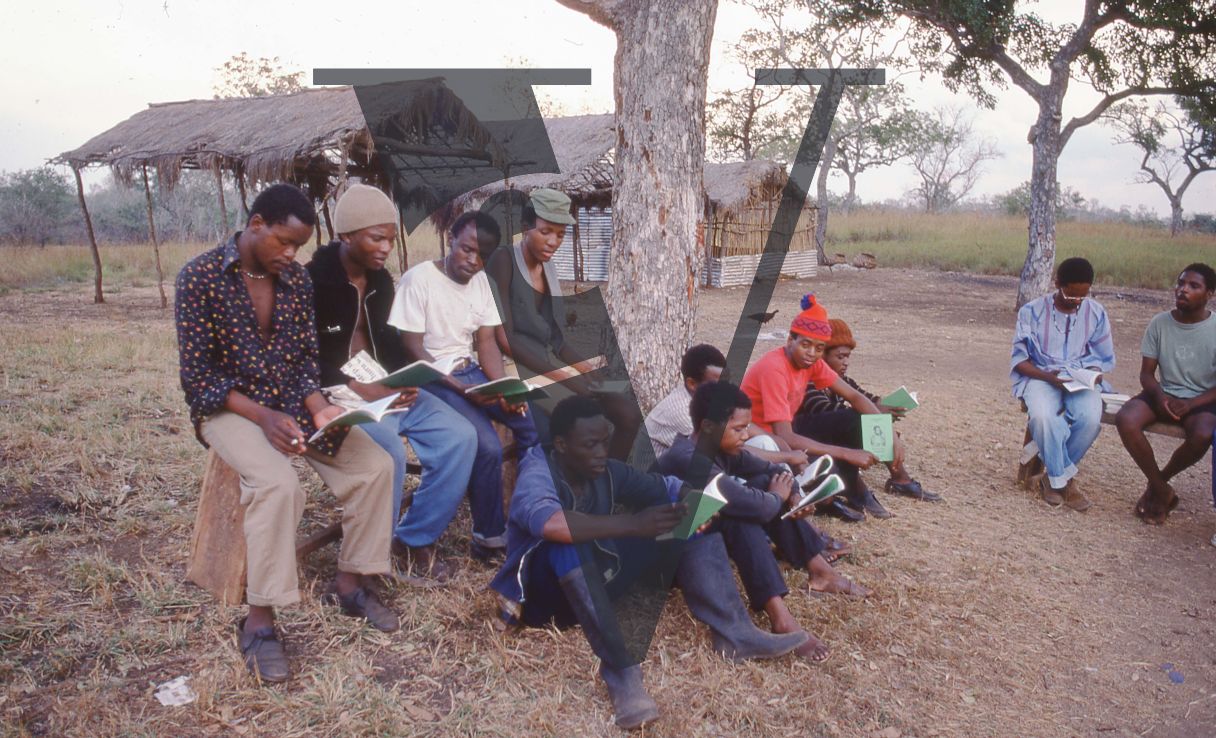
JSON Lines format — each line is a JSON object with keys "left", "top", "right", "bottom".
{"left": 1011, "top": 257, "right": 1115, "bottom": 511}
{"left": 490, "top": 396, "right": 806, "bottom": 730}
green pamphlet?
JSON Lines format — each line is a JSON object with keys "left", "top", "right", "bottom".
{"left": 379, "top": 360, "right": 448, "bottom": 389}
{"left": 880, "top": 385, "right": 919, "bottom": 410}
{"left": 861, "top": 413, "right": 895, "bottom": 462}
{"left": 782, "top": 473, "right": 845, "bottom": 520}
{"left": 658, "top": 474, "right": 728, "bottom": 541}
{"left": 463, "top": 377, "right": 550, "bottom": 401}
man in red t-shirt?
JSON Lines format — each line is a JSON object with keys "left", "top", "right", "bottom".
{"left": 741, "top": 294, "right": 903, "bottom": 520}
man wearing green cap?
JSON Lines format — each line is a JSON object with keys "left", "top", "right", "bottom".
{"left": 307, "top": 183, "right": 478, "bottom": 581}
{"left": 488, "top": 188, "right": 643, "bottom": 459}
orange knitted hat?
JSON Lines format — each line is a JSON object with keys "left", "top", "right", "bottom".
{"left": 826, "top": 318, "right": 855, "bottom": 350}
{"left": 790, "top": 294, "right": 832, "bottom": 341}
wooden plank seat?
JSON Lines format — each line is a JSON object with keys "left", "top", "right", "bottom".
{"left": 187, "top": 423, "right": 518, "bottom": 605}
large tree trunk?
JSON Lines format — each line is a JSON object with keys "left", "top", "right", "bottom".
{"left": 564, "top": 0, "right": 718, "bottom": 411}
{"left": 1169, "top": 198, "right": 1183, "bottom": 237}
{"left": 813, "top": 135, "right": 838, "bottom": 266}
{"left": 1017, "top": 96, "right": 1064, "bottom": 308}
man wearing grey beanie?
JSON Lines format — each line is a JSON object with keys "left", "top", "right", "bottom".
{"left": 307, "top": 183, "right": 478, "bottom": 582}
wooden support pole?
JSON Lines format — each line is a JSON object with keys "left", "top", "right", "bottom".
{"left": 214, "top": 168, "right": 229, "bottom": 234}
{"left": 398, "top": 209, "right": 409, "bottom": 274}
{"left": 237, "top": 170, "right": 250, "bottom": 218}
{"left": 72, "top": 166, "right": 104, "bottom": 304}
{"left": 321, "top": 199, "right": 335, "bottom": 241}
{"left": 142, "top": 166, "right": 168, "bottom": 309}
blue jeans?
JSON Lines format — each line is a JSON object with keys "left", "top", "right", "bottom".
{"left": 1023, "top": 379, "right": 1103, "bottom": 488}
{"left": 359, "top": 390, "right": 477, "bottom": 547}
{"left": 424, "top": 364, "right": 539, "bottom": 547}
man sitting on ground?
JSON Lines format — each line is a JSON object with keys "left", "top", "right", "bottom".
{"left": 657, "top": 381, "right": 871, "bottom": 663}
{"left": 389, "top": 211, "right": 539, "bottom": 561}
{"left": 1010, "top": 257, "right": 1115, "bottom": 511}
{"left": 741, "top": 294, "right": 894, "bottom": 521}
{"left": 175, "top": 183, "right": 398, "bottom": 683}
{"left": 799, "top": 318, "right": 943, "bottom": 504}
{"left": 1116, "top": 262, "right": 1216, "bottom": 524}
{"left": 490, "top": 396, "right": 807, "bottom": 730}
{"left": 307, "top": 184, "right": 477, "bottom": 581}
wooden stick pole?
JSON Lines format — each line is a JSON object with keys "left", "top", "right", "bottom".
{"left": 72, "top": 166, "right": 104, "bottom": 304}
{"left": 237, "top": 169, "right": 250, "bottom": 218}
{"left": 142, "top": 166, "right": 168, "bottom": 308}
{"left": 214, "top": 168, "right": 229, "bottom": 234}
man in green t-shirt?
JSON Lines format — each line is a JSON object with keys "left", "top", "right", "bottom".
{"left": 1116, "top": 263, "right": 1216, "bottom": 524}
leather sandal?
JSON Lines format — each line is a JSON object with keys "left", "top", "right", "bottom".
{"left": 237, "top": 619, "right": 289, "bottom": 683}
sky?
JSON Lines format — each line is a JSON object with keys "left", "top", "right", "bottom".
{"left": 3, "top": 0, "right": 1211, "bottom": 217}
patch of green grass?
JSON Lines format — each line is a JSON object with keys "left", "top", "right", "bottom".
{"left": 825, "top": 210, "right": 1216, "bottom": 289}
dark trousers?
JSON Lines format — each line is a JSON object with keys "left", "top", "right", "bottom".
{"left": 718, "top": 512, "right": 826, "bottom": 611}
{"left": 794, "top": 408, "right": 865, "bottom": 503}
{"left": 423, "top": 364, "right": 539, "bottom": 546}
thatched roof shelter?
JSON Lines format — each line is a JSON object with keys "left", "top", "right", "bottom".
{"left": 703, "top": 159, "right": 789, "bottom": 216}
{"left": 55, "top": 80, "right": 505, "bottom": 197}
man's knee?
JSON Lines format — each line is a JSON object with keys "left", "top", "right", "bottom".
{"left": 1184, "top": 413, "right": 1216, "bottom": 447}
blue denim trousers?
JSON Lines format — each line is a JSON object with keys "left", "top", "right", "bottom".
{"left": 422, "top": 364, "right": 539, "bottom": 547}
{"left": 359, "top": 389, "right": 477, "bottom": 548}
{"left": 1022, "top": 379, "right": 1103, "bottom": 488}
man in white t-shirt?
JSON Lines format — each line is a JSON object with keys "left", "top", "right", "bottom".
{"left": 389, "top": 211, "right": 539, "bottom": 559}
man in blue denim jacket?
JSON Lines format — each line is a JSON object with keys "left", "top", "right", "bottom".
{"left": 490, "top": 396, "right": 806, "bottom": 731}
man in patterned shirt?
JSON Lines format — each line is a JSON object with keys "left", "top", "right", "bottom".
{"left": 175, "top": 184, "right": 398, "bottom": 683}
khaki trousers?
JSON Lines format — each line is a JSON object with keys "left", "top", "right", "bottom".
{"left": 200, "top": 412, "right": 394, "bottom": 607}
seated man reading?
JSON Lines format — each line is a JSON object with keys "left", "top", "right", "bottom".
{"left": 1010, "top": 257, "right": 1114, "bottom": 511}
{"left": 388, "top": 211, "right": 539, "bottom": 561}
{"left": 798, "top": 318, "right": 943, "bottom": 504}
{"left": 657, "top": 381, "right": 872, "bottom": 664}
{"left": 490, "top": 396, "right": 807, "bottom": 731}
{"left": 741, "top": 294, "right": 896, "bottom": 521}
{"left": 175, "top": 184, "right": 397, "bottom": 684}
{"left": 1116, "top": 263, "right": 1216, "bottom": 524}
{"left": 307, "top": 184, "right": 477, "bottom": 581}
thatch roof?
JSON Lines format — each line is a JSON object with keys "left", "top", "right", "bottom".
{"left": 451, "top": 114, "right": 617, "bottom": 206}
{"left": 55, "top": 80, "right": 505, "bottom": 195}
{"left": 703, "top": 159, "right": 789, "bottom": 216}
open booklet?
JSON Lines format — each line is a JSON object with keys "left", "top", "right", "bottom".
{"left": 464, "top": 377, "right": 551, "bottom": 401}
{"left": 308, "top": 392, "right": 409, "bottom": 443}
{"left": 657, "top": 473, "right": 729, "bottom": 541}
{"left": 341, "top": 350, "right": 457, "bottom": 389}
{"left": 1061, "top": 368, "right": 1102, "bottom": 393}
{"left": 781, "top": 474, "right": 846, "bottom": 520}
{"left": 880, "top": 385, "right": 920, "bottom": 410}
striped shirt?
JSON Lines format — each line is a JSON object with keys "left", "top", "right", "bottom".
{"left": 1010, "top": 294, "right": 1115, "bottom": 399}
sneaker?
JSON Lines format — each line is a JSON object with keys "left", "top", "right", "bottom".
{"left": 237, "top": 619, "right": 289, "bottom": 683}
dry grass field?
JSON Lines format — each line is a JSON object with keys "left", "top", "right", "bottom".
{"left": 1, "top": 253, "right": 1215, "bottom": 736}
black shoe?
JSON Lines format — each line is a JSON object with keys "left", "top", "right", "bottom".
{"left": 820, "top": 497, "right": 865, "bottom": 522}
{"left": 885, "top": 478, "right": 942, "bottom": 502}
{"left": 332, "top": 586, "right": 400, "bottom": 632}
{"left": 470, "top": 540, "right": 506, "bottom": 563}
{"left": 859, "top": 488, "right": 893, "bottom": 519}
{"left": 237, "top": 618, "right": 289, "bottom": 683}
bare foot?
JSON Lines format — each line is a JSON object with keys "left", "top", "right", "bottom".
{"left": 789, "top": 629, "right": 831, "bottom": 663}
{"left": 808, "top": 573, "right": 869, "bottom": 598}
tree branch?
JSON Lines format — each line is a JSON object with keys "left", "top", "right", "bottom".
{"left": 553, "top": 0, "right": 625, "bottom": 29}
{"left": 1061, "top": 86, "right": 1178, "bottom": 147}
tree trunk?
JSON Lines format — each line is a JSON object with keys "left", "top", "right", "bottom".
{"left": 1170, "top": 198, "right": 1183, "bottom": 237}
{"left": 595, "top": 0, "right": 719, "bottom": 411}
{"left": 813, "top": 134, "right": 837, "bottom": 266}
{"left": 72, "top": 166, "right": 104, "bottom": 304}
{"left": 1017, "top": 97, "right": 1063, "bottom": 308}
{"left": 214, "top": 168, "right": 230, "bottom": 238}
{"left": 845, "top": 170, "right": 858, "bottom": 213}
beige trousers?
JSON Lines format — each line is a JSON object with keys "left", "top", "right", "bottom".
{"left": 200, "top": 412, "right": 394, "bottom": 607}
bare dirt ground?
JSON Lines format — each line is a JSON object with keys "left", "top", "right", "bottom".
{"left": 1, "top": 267, "right": 1214, "bottom": 737}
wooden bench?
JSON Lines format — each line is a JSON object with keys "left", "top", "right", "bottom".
{"left": 187, "top": 424, "right": 518, "bottom": 605}
{"left": 1017, "top": 399, "right": 1214, "bottom": 507}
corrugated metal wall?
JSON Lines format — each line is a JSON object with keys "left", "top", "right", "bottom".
{"left": 551, "top": 206, "right": 818, "bottom": 287}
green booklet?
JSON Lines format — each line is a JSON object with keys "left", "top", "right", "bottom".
{"left": 658, "top": 474, "right": 728, "bottom": 541}
{"left": 378, "top": 360, "right": 448, "bottom": 389}
{"left": 861, "top": 413, "right": 895, "bottom": 462}
{"left": 782, "top": 473, "right": 845, "bottom": 520}
{"left": 880, "top": 385, "right": 919, "bottom": 410}
{"left": 307, "top": 393, "right": 407, "bottom": 443}
{"left": 463, "top": 377, "right": 550, "bottom": 401}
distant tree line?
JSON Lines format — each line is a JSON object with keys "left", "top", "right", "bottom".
{"left": 0, "top": 166, "right": 240, "bottom": 246}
